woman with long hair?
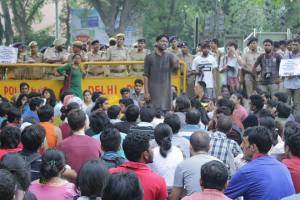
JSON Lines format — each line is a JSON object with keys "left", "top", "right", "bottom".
{"left": 151, "top": 123, "right": 183, "bottom": 190}
{"left": 230, "top": 92, "right": 248, "bottom": 130}
{"left": 91, "top": 97, "right": 109, "bottom": 113}
{"left": 42, "top": 88, "right": 57, "bottom": 108}
{"left": 29, "top": 149, "right": 77, "bottom": 200}
{"left": 57, "top": 54, "right": 86, "bottom": 99}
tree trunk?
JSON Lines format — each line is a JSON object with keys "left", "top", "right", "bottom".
{"left": 1, "top": 0, "right": 14, "bottom": 45}
{"left": 0, "top": 17, "right": 4, "bottom": 44}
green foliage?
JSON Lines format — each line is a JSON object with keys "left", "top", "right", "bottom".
{"left": 14, "top": 28, "right": 55, "bottom": 47}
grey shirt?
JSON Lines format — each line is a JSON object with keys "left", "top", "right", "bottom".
{"left": 144, "top": 51, "right": 177, "bottom": 111}
{"left": 173, "top": 154, "right": 220, "bottom": 195}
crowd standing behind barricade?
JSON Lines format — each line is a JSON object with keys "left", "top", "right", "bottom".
{"left": 1, "top": 33, "right": 300, "bottom": 200}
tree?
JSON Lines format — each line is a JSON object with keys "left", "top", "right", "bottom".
{"left": 86, "top": 0, "right": 146, "bottom": 37}
{"left": 9, "top": 0, "right": 46, "bottom": 42}
{"left": 0, "top": 0, "right": 14, "bottom": 45}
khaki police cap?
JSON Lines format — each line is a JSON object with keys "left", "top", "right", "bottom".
{"left": 53, "top": 38, "right": 67, "bottom": 46}
{"left": 72, "top": 41, "right": 83, "bottom": 47}
{"left": 28, "top": 41, "right": 38, "bottom": 47}
{"left": 116, "top": 33, "right": 125, "bottom": 38}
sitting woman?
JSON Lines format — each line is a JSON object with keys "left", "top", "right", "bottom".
{"left": 29, "top": 149, "right": 77, "bottom": 200}
{"left": 74, "top": 160, "right": 109, "bottom": 200}
{"left": 150, "top": 123, "right": 184, "bottom": 190}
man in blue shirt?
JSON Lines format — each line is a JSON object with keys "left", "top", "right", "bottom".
{"left": 225, "top": 126, "right": 295, "bottom": 200}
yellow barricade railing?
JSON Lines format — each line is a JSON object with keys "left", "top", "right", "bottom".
{"left": 0, "top": 61, "right": 186, "bottom": 103}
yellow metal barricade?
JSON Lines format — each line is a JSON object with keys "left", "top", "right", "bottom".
{"left": 0, "top": 61, "right": 186, "bottom": 105}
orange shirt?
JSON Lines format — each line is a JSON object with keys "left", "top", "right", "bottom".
{"left": 40, "top": 122, "right": 57, "bottom": 148}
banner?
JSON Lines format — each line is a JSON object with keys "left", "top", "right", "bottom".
{"left": 279, "top": 59, "right": 300, "bottom": 77}
{"left": 0, "top": 46, "right": 18, "bottom": 64}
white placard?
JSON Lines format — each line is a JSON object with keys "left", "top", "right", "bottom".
{"left": 0, "top": 46, "right": 18, "bottom": 64}
{"left": 279, "top": 59, "right": 300, "bottom": 77}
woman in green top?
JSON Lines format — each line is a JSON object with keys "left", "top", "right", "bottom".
{"left": 57, "top": 54, "right": 86, "bottom": 99}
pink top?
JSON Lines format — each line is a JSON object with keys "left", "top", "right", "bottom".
{"left": 182, "top": 189, "right": 232, "bottom": 200}
{"left": 29, "top": 181, "right": 77, "bottom": 200}
{"left": 232, "top": 105, "right": 248, "bottom": 129}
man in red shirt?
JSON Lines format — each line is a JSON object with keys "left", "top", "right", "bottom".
{"left": 58, "top": 109, "right": 101, "bottom": 172}
{"left": 109, "top": 132, "right": 167, "bottom": 200}
{"left": 282, "top": 123, "right": 300, "bottom": 193}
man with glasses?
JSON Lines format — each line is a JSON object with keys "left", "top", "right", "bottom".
{"left": 144, "top": 34, "right": 178, "bottom": 113}
{"left": 283, "top": 38, "right": 300, "bottom": 115}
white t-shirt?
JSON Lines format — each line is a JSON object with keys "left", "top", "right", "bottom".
{"left": 150, "top": 146, "right": 184, "bottom": 187}
{"left": 192, "top": 55, "right": 217, "bottom": 88}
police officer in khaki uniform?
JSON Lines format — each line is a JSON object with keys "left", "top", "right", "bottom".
{"left": 129, "top": 38, "right": 150, "bottom": 76}
{"left": 44, "top": 38, "right": 67, "bottom": 63}
{"left": 86, "top": 40, "right": 109, "bottom": 77}
{"left": 64, "top": 41, "right": 88, "bottom": 63}
{"left": 26, "top": 41, "right": 45, "bottom": 79}
{"left": 167, "top": 36, "right": 182, "bottom": 59}
{"left": 180, "top": 42, "right": 195, "bottom": 98}
{"left": 106, "top": 33, "right": 130, "bottom": 76}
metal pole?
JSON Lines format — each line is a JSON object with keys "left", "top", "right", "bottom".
{"left": 55, "top": 0, "right": 59, "bottom": 39}
{"left": 194, "top": 16, "right": 199, "bottom": 54}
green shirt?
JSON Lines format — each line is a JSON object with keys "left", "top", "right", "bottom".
{"left": 57, "top": 63, "right": 83, "bottom": 99}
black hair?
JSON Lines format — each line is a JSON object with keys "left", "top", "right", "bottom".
{"left": 186, "top": 108, "right": 201, "bottom": 125}
{"left": 242, "top": 114, "right": 258, "bottom": 129}
{"left": 293, "top": 38, "right": 300, "bottom": 44}
{"left": 216, "top": 106, "right": 231, "bottom": 116}
{"left": 174, "top": 95, "right": 191, "bottom": 112}
{"left": 259, "top": 117, "right": 277, "bottom": 145}
{"left": 140, "top": 106, "right": 155, "bottom": 122}
{"left": 28, "top": 92, "right": 42, "bottom": 99}
{"left": 37, "top": 104, "right": 54, "bottom": 122}
{"left": 211, "top": 38, "right": 219, "bottom": 46}
{"left": 156, "top": 34, "right": 169, "bottom": 42}
{"left": 89, "top": 111, "right": 110, "bottom": 133}
{"left": 107, "top": 105, "right": 121, "bottom": 119}
{"left": 164, "top": 113, "right": 181, "bottom": 134}
{"left": 0, "top": 102, "right": 11, "bottom": 117}
{"left": 76, "top": 160, "right": 109, "bottom": 199}
{"left": 83, "top": 89, "right": 92, "bottom": 97}
{"left": 216, "top": 98, "right": 234, "bottom": 114}
{"left": 276, "top": 102, "right": 292, "bottom": 118}
{"left": 120, "top": 87, "right": 130, "bottom": 95}
{"left": 216, "top": 115, "right": 232, "bottom": 133}
{"left": 67, "top": 109, "right": 86, "bottom": 131}
{"left": 244, "top": 126, "right": 273, "bottom": 153}
{"left": 0, "top": 126, "right": 20, "bottom": 149}
{"left": 154, "top": 123, "right": 172, "bottom": 158}
{"left": 122, "top": 132, "right": 150, "bottom": 162}
{"left": 190, "top": 131, "right": 210, "bottom": 152}
{"left": 0, "top": 153, "right": 31, "bottom": 191}
{"left": 232, "top": 92, "right": 244, "bottom": 106}
{"left": 15, "top": 93, "right": 28, "bottom": 108}
{"left": 200, "top": 42, "right": 210, "bottom": 49}
{"left": 42, "top": 88, "right": 57, "bottom": 108}
{"left": 92, "top": 92, "right": 102, "bottom": 103}
{"left": 60, "top": 102, "right": 80, "bottom": 121}
{"left": 20, "top": 82, "right": 30, "bottom": 91}
{"left": 109, "top": 39, "right": 116, "bottom": 46}
{"left": 7, "top": 106, "right": 21, "bottom": 123}
{"left": 226, "top": 41, "right": 238, "bottom": 49}
{"left": 29, "top": 98, "right": 44, "bottom": 111}
{"left": 273, "top": 41, "right": 280, "bottom": 48}
{"left": 250, "top": 94, "right": 264, "bottom": 111}
{"left": 0, "top": 169, "right": 16, "bottom": 200}
{"left": 196, "top": 81, "right": 206, "bottom": 91}
{"left": 263, "top": 39, "right": 273, "bottom": 45}
{"left": 284, "top": 125, "right": 300, "bottom": 157}
{"left": 102, "top": 172, "right": 143, "bottom": 200}
{"left": 257, "top": 109, "right": 273, "bottom": 118}
{"left": 39, "top": 149, "right": 65, "bottom": 183}
{"left": 21, "top": 125, "right": 45, "bottom": 152}
{"left": 119, "top": 98, "right": 134, "bottom": 108}
{"left": 92, "top": 96, "right": 108, "bottom": 112}
{"left": 100, "top": 128, "right": 121, "bottom": 152}
{"left": 125, "top": 104, "right": 139, "bottom": 122}
{"left": 274, "top": 92, "right": 288, "bottom": 103}
{"left": 201, "top": 160, "right": 228, "bottom": 191}
{"left": 134, "top": 79, "right": 143, "bottom": 85}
